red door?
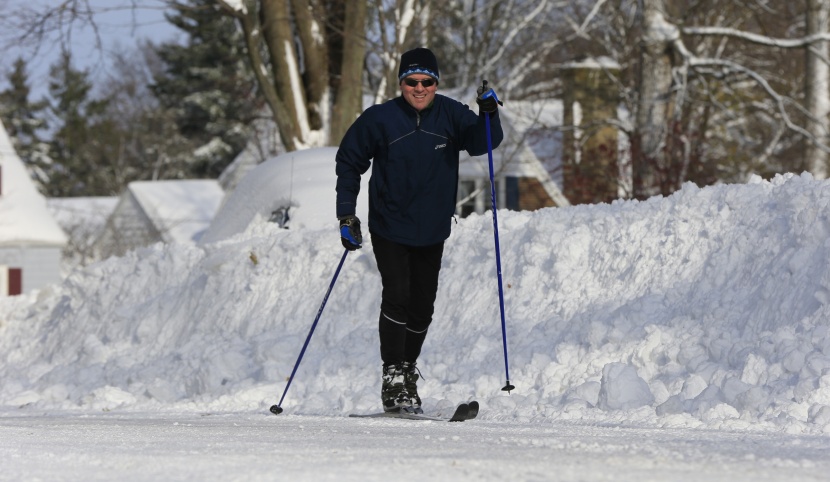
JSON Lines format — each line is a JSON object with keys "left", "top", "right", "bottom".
{"left": 8, "top": 268, "right": 22, "bottom": 296}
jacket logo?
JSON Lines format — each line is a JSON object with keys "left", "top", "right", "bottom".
{"left": 435, "top": 143, "right": 447, "bottom": 150}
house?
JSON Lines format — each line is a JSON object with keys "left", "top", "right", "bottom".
{"left": 458, "top": 58, "right": 627, "bottom": 209}
{"left": 0, "top": 120, "right": 68, "bottom": 296}
{"left": 47, "top": 196, "right": 119, "bottom": 271}
{"left": 559, "top": 56, "right": 627, "bottom": 204}
{"left": 93, "top": 179, "right": 224, "bottom": 259}
{"left": 457, "top": 97, "right": 571, "bottom": 215}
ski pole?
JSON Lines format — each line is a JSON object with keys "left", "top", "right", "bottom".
{"left": 480, "top": 80, "right": 515, "bottom": 393}
{"left": 270, "top": 248, "right": 350, "bottom": 414}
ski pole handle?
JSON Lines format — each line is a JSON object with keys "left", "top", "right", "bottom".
{"left": 478, "top": 80, "right": 504, "bottom": 107}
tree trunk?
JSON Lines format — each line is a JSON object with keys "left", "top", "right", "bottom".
{"left": 805, "top": 0, "right": 830, "bottom": 179}
{"left": 330, "top": 0, "right": 366, "bottom": 144}
{"left": 633, "top": 0, "right": 676, "bottom": 199}
{"left": 232, "top": 0, "right": 297, "bottom": 151}
{"left": 291, "top": 0, "right": 327, "bottom": 131}
{"left": 261, "top": 0, "right": 306, "bottom": 143}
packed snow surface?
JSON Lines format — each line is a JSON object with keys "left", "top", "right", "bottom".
{"left": 2, "top": 171, "right": 830, "bottom": 480}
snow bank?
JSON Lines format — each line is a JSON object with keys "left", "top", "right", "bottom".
{"left": 2, "top": 172, "right": 830, "bottom": 435}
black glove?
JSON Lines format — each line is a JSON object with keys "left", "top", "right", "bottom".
{"left": 476, "top": 80, "right": 502, "bottom": 113}
{"left": 338, "top": 215, "right": 363, "bottom": 250}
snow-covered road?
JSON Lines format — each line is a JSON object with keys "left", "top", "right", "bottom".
{"left": 2, "top": 410, "right": 827, "bottom": 481}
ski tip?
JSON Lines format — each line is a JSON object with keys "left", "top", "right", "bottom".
{"left": 269, "top": 405, "right": 284, "bottom": 415}
{"left": 467, "top": 400, "right": 480, "bottom": 419}
{"left": 449, "top": 403, "right": 470, "bottom": 422}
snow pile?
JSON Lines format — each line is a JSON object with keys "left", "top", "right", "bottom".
{"left": 2, "top": 171, "right": 830, "bottom": 435}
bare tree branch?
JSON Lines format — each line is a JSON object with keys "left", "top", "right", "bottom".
{"left": 690, "top": 57, "right": 830, "bottom": 154}
{"left": 683, "top": 26, "right": 830, "bottom": 49}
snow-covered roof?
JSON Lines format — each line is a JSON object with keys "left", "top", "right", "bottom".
{"left": 201, "top": 147, "right": 370, "bottom": 244}
{"left": 497, "top": 98, "right": 564, "bottom": 180}
{"left": 0, "top": 119, "right": 67, "bottom": 247}
{"left": 559, "top": 55, "right": 622, "bottom": 70}
{"left": 126, "top": 180, "right": 224, "bottom": 244}
{"left": 47, "top": 197, "right": 119, "bottom": 233}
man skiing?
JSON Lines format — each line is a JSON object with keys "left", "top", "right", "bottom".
{"left": 335, "top": 47, "right": 504, "bottom": 413}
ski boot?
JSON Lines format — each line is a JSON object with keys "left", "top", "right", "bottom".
{"left": 402, "top": 362, "right": 423, "bottom": 414}
{"left": 382, "top": 364, "right": 413, "bottom": 412}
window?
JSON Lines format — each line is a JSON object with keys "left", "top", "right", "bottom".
{"left": 457, "top": 178, "right": 499, "bottom": 217}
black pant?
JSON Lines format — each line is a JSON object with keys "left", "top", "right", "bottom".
{"left": 371, "top": 233, "right": 444, "bottom": 366}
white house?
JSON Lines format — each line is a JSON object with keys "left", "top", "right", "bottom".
{"left": 94, "top": 179, "right": 224, "bottom": 259}
{"left": 457, "top": 97, "right": 570, "bottom": 215}
{"left": 0, "top": 120, "right": 68, "bottom": 296}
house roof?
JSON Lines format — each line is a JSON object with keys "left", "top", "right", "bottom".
{"left": 47, "top": 197, "right": 119, "bottom": 232}
{"left": 0, "top": 120, "right": 68, "bottom": 247}
{"left": 125, "top": 179, "right": 224, "bottom": 244}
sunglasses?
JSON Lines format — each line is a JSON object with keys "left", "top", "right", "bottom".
{"left": 403, "top": 77, "right": 437, "bottom": 88}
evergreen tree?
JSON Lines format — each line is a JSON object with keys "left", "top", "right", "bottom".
{"left": 45, "top": 52, "right": 116, "bottom": 197}
{"left": 100, "top": 42, "right": 196, "bottom": 184}
{"left": 0, "top": 58, "right": 51, "bottom": 188}
{"left": 152, "top": 0, "right": 262, "bottom": 178}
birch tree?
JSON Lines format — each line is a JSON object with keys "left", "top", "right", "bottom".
{"left": 215, "top": 0, "right": 367, "bottom": 149}
{"left": 632, "top": 0, "right": 678, "bottom": 198}
{"left": 805, "top": 0, "right": 830, "bottom": 178}
{"left": 365, "top": 0, "right": 429, "bottom": 103}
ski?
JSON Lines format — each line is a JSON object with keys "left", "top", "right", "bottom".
{"left": 349, "top": 401, "right": 478, "bottom": 422}
{"left": 466, "top": 400, "right": 480, "bottom": 419}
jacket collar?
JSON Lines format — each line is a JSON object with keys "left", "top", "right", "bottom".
{"left": 396, "top": 95, "right": 437, "bottom": 116}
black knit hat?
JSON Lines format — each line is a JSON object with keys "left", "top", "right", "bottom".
{"left": 398, "top": 48, "right": 440, "bottom": 82}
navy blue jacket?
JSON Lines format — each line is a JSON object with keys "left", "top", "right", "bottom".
{"left": 335, "top": 94, "right": 504, "bottom": 246}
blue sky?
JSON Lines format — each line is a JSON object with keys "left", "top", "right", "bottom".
{"left": 1, "top": 0, "right": 179, "bottom": 98}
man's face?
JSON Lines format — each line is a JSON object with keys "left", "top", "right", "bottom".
{"left": 400, "top": 74, "right": 438, "bottom": 111}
